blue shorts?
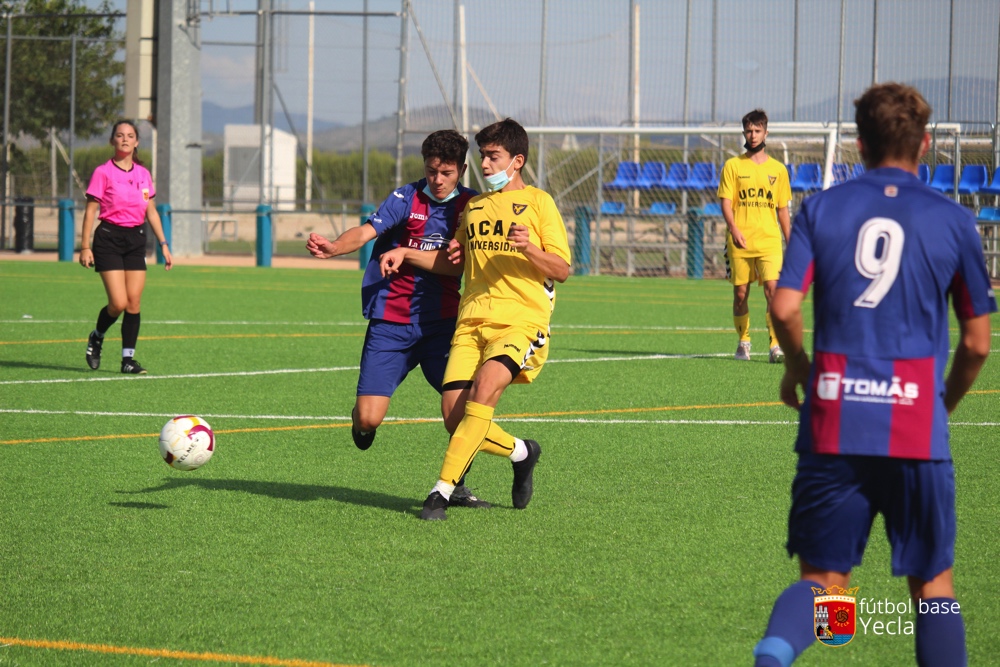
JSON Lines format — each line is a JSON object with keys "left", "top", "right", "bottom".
{"left": 786, "top": 452, "right": 956, "bottom": 582}
{"left": 356, "top": 317, "right": 456, "bottom": 397}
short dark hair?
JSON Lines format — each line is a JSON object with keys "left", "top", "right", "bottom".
{"left": 475, "top": 118, "right": 529, "bottom": 167}
{"left": 854, "top": 83, "right": 931, "bottom": 167}
{"left": 741, "top": 109, "right": 768, "bottom": 130}
{"left": 421, "top": 129, "right": 469, "bottom": 166}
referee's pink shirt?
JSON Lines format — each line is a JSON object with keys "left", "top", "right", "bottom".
{"left": 86, "top": 160, "right": 155, "bottom": 228}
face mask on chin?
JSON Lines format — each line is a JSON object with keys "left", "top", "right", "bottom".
{"left": 744, "top": 140, "right": 766, "bottom": 155}
{"left": 422, "top": 184, "right": 459, "bottom": 203}
{"left": 485, "top": 156, "right": 518, "bottom": 191}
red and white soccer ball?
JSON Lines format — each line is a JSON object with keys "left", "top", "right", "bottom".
{"left": 159, "top": 415, "right": 215, "bottom": 471}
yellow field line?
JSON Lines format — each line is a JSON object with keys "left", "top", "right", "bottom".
{"left": 0, "top": 636, "right": 365, "bottom": 667}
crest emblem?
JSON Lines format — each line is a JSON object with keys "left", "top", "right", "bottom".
{"left": 813, "top": 585, "right": 858, "bottom": 647}
{"left": 768, "top": 175, "right": 777, "bottom": 185}
{"left": 142, "top": 188, "right": 150, "bottom": 202}
{"left": 512, "top": 203, "right": 527, "bottom": 215}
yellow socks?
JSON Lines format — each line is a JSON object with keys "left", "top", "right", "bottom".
{"left": 734, "top": 313, "right": 751, "bottom": 342}
{"left": 439, "top": 401, "right": 493, "bottom": 485}
{"left": 765, "top": 311, "right": 778, "bottom": 349}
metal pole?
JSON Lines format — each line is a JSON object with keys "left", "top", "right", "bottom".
{"left": 1, "top": 15, "right": 11, "bottom": 248}
{"left": 305, "top": 0, "right": 314, "bottom": 211}
{"left": 995, "top": 6, "right": 1000, "bottom": 170}
{"left": 452, "top": 0, "right": 459, "bottom": 116}
{"left": 711, "top": 0, "right": 717, "bottom": 122}
{"left": 835, "top": 0, "right": 846, "bottom": 150}
{"left": 362, "top": 0, "right": 369, "bottom": 204}
{"left": 536, "top": 0, "right": 547, "bottom": 189}
{"left": 792, "top": 0, "right": 798, "bottom": 121}
{"left": 682, "top": 0, "right": 691, "bottom": 214}
{"left": 69, "top": 34, "right": 76, "bottom": 200}
{"left": 629, "top": 1, "right": 640, "bottom": 213}
{"left": 394, "top": 0, "right": 408, "bottom": 188}
{"left": 258, "top": 1, "right": 270, "bottom": 205}
{"left": 947, "top": 0, "right": 954, "bottom": 121}
{"left": 871, "top": 0, "right": 879, "bottom": 85}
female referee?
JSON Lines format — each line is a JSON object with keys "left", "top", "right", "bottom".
{"left": 79, "top": 120, "right": 172, "bottom": 374}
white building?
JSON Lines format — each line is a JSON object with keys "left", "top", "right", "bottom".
{"left": 223, "top": 124, "right": 297, "bottom": 207}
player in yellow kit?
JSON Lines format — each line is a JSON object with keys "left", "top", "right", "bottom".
{"left": 718, "top": 109, "right": 792, "bottom": 363}
{"left": 383, "top": 118, "right": 571, "bottom": 521}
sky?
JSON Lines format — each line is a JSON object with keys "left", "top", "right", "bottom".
{"left": 96, "top": 0, "right": 1000, "bottom": 128}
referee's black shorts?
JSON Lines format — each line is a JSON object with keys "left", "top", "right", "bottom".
{"left": 92, "top": 221, "right": 148, "bottom": 273}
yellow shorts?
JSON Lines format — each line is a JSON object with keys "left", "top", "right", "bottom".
{"left": 443, "top": 321, "right": 550, "bottom": 386}
{"left": 725, "top": 251, "right": 783, "bottom": 286}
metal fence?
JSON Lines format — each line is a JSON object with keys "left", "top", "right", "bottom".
{"left": 2, "top": 0, "right": 1000, "bottom": 277}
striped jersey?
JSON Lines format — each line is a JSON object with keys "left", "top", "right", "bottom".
{"left": 778, "top": 167, "right": 996, "bottom": 460}
{"left": 361, "top": 179, "right": 476, "bottom": 324}
{"left": 86, "top": 160, "right": 155, "bottom": 228}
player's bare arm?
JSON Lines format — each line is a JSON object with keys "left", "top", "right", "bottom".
{"left": 379, "top": 246, "right": 464, "bottom": 278}
{"left": 721, "top": 199, "right": 746, "bottom": 249}
{"left": 79, "top": 199, "right": 100, "bottom": 268}
{"left": 306, "top": 224, "right": 376, "bottom": 259}
{"left": 770, "top": 286, "right": 810, "bottom": 409}
{"left": 507, "top": 223, "right": 570, "bottom": 282}
{"left": 943, "top": 314, "right": 991, "bottom": 414}
{"left": 777, "top": 206, "right": 791, "bottom": 244}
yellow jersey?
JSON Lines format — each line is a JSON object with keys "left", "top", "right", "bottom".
{"left": 456, "top": 186, "right": 571, "bottom": 330}
{"left": 717, "top": 154, "right": 792, "bottom": 257}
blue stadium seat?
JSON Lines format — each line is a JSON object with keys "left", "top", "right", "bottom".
{"left": 644, "top": 202, "right": 677, "bottom": 216}
{"left": 684, "top": 162, "right": 720, "bottom": 190}
{"left": 662, "top": 163, "right": 690, "bottom": 189}
{"left": 600, "top": 201, "right": 626, "bottom": 215}
{"left": 636, "top": 161, "right": 668, "bottom": 190}
{"left": 785, "top": 164, "right": 796, "bottom": 182}
{"left": 604, "top": 161, "right": 640, "bottom": 190}
{"left": 701, "top": 202, "right": 723, "bottom": 216}
{"left": 852, "top": 163, "right": 866, "bottom": 179}
{"left": 929, "top": 165, "right": 956, "bottom": 193}
{"left": 981, "top": 168, "right": 1000, "bottom": 195}
{"left": 957, "top": 165, "right": 988, "bottom": 195}
{"left": 917, "top": 164, "right": 931, "bottom": 184}
{"left": 977, "top": 206, "right": 1000, "bottom": 221}
{"left": 832, "top": 163, "right": 851, "bottom": 184}
{"left": 790, "top": 163, "right": 822, "bottom": 192}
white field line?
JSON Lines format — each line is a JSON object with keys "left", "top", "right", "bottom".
{"left": 0, "top": 408, "right": 997, "bottom": 428}
{"left": 0, "top": 366, "right": 357, "bottom": 385}
{"left": 3, "top": 319, "right": 999, "bottom": 337}
{"left": 0, "top": 354, "right": 737, "bottom": 386}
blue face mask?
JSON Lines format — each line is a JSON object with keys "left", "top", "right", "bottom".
{"left": 422, "top": 184, "right": 459, "bottom": 203}
{"left": 485, "top": 156, "right": 518, "bottom": 191}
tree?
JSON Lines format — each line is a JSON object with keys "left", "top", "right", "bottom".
{"left": 0, "top": 0, "right": 123, "bottom": 142}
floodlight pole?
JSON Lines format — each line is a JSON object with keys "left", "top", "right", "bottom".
{"left": 68, "top": 35, "right": 77, "bottom": 200}
{"left": 362, "top": 0, "right": 369, "bottom": 204}
{"left": 394, "top": 0, "right": 408, "bottom": 188}
{"left": 536, "top": 0, "right": 547, "bottom": 190}
{"left": 0, "top": 14, "right": 9, "bottom": 249}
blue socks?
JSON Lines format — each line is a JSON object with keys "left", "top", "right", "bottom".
{"left": 915, "top": 598, "right": 966, "bottom": 667}
{"left": 753, "top": 580, "right": 819, "bottom": 667}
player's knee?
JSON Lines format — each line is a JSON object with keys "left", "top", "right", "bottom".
{"left": 107, "top": 299, "right": 128, "bottom": 316}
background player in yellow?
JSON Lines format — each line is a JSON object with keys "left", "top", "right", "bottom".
{"left": 718, "top": 109, "right": 792, "bottom": 363}
{"left": 384, "top": 118, "right": 571, "bottom": 521}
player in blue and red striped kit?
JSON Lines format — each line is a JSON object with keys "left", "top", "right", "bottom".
{"left": 753, "top": 83, "right": 995, "bottom": 667}
{"left": 307, "top": 129, "right": 488, "bottom": 508}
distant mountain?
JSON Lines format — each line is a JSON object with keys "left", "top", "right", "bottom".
{"left": 202, "top": 101, "right": 344, "bottom": 136}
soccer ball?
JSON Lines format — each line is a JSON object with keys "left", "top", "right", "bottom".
{"left": 159, "top": 415, "right": 215, "bottom": 471}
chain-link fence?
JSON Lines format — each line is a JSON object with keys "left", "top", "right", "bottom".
{"left": 2, "top": 0, "right": 1000, "bottom": 275}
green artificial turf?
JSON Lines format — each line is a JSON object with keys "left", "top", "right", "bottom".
{"left": 1, "top": 260, "right": 997, "bottom": 666}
